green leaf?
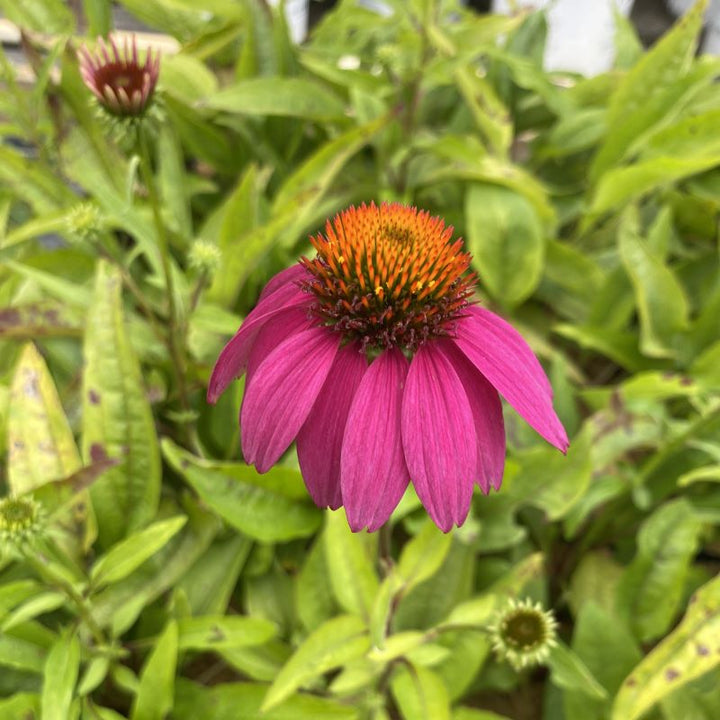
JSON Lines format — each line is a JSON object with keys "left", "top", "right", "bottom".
{"left": 390, "top": 664, "right": 451, "bottom": 720}
{"left": 616, "top": 499, "right": 702, "bottom": 643}
{"left": 1, "top": 592, "right": 66, "bottom": 632}
{"left": 178, "top": 535, "right": 252, "bottom": 616}
{"left": 0, "top": 0, "right": 73, "bottom": 32}
{"left": 589, "top": 155, "right": 720, "bottom": 216}
{"left": 612, "top": 573, "right": 720, "bottom": 720}
{"left": 591, "top": 0, "right": 707, "bottom": 179}
{"left": 549, "top": 641, "right": 608, "bottom": 701}
{"left": 454, "top": 710, "right": 513, "bottom": 720}
{"left": 41, "top": 629, "right": 80, "bottom": 720}
{"left": 174, "top": 679, "right": 359, "bottom": 720}
{"left": 131, "top": 620, "right": 178, "bottom": 720}
{"left": 261, "top": 615, "right": 370, "bottom": 711}
{"left": 296, "top": 537, "right": 338, "bottom": 632}
{"left": 0, "top": 634, "right": 46, "bottom": 672}
{"left": 465, "top": 183, "right": 545, "bottom": 306}
{"left": 177, "top": 615, "right": 276, "bottom": 651}
{"left": 618, "top": 207, "right": 690, "bottom": 358}
{"left": 202, "top": 78, "right": 345, "bottom": 121}
{"left": 90, "top": 500, "right": 217, "bottom": 635}
{"left": 158, "top": 125, "right": 192, "bottom": 240}
{"left": 8, "top": 343, "right": 81, "bottom": 494}
{"left": 507, "top": 425, "right": 592, "bottom": 520}
{"left": 82, "top": 261, "right": 161, "bottom": 548}
{"left": 90, "top": 516, "right": 188, "bottom": 588}
{"left": 324, "top": 510, "right": 379, "bottom": 620}
{"left": 162, "top": 440, "right": 322, "bottom": 542}
{"left": 396, "top": 520, "right": 453, "bottom": 594}
{"left": 0, "top": 693, "right": 40, "bottom": 720}
{"left": 455, "top": 67, "right": 512, "bottom": 156}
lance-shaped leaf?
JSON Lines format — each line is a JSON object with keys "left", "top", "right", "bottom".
{"left": 41, "top": 629, "right": 80, "bottom": 720}
{"left": 324, "top": 510, "right": 379, "bottom": 621}
{"left": 177, "top": 615, "right": 276, "bottom": 651}
{"left": 262, "top": 614, "right": 370, "bottom": 712}
{"left": 82, "top": 261, "right": 161, "bottom": 549}
{"left": 612, "top": 573, "right": 720, "bottom": 720}
{"left": 618, "top": 208, "right": 689, "bottom": 359}
{"left": 8, "top": 343, "right": 81, "bottom": 494}
{"left": 590, "top": 0, "right": 707, "bottom": 180}
{"left": 616, "top": 499, "right": 701, "bottom": 643}
{"left": 90, "top": 516, "right": 188, "bottom": 588}
{"left": 131, "top": 620, "right": 178, "bottom": 720}
{"left": 391, "top": 664, "right": 452, "bottom": 720}
{"left": 163, "top": 440, "right": 321, "bottom": 542}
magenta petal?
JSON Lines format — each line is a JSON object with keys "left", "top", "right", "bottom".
{"left": 401, "top": 343, "right": 477, "bottom": 532}
{"left": 468, "top": 306, "right": 553, "bottom": 396}
{"left": 207, "top": 281, "right": 309, "bottom": 403}
{"left": 297, "top": 343, "right": 367, "bottom": 510}
{"left": 241, "top": 327, "right": 340, "bottom": 473}
{"left": 340, "top": 348, "right": 410, "bottom": 532}
{"left": 258, "top": 264, "right": 309, "bottom": 301}
{"left": 246, "top": 307, "right": 313, "bottom": 382}
{"left": 454, "top": 309, "right": 569, "bottom": 453}
{"left": 443, "top": 340, "right": 506, "bottom": 493}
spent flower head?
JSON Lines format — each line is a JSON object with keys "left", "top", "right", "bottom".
{"left": 0, "top": 496, "right": 46, "bottom": 555}
{"left": 208, "top": 202, "right": 568, "bottom": 532}
{"left": 490, "top": 597, "right": 558, "bottom": 670}
{"left": 78, "top": 35, "right": 160, "bottom": 118}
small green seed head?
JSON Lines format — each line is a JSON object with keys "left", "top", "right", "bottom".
{"left": 0, "top": 496, "right": 46, "bottom": 553}
{"left": 489, "top": 597, "right": 558, "bottom": 670}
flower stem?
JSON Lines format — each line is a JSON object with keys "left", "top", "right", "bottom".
{"left": 22, "top": 548, "right": 107, "bottom": 647}
{"left": 136, "top": 125, "right": 192, "bottom": 416}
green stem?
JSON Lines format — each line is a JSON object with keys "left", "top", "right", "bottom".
{"left": 23, "top": 549, "right": 107, "bottom": 647}
{"left": 136, "top": 125, "right": 192, "bottom": 416}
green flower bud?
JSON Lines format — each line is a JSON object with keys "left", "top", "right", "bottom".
{"left": 188, "top": 239, "right": 222, "bottom": 276}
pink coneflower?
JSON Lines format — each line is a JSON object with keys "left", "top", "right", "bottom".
{"left": 78, "top": 35, "right": 160, "bottom": 117}
{"left": 208, "top": 202, "right": 568, "bottom": 532}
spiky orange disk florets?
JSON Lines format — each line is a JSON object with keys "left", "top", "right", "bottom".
{"left": 301, "top": 202, "right": 476, "bottom": 352}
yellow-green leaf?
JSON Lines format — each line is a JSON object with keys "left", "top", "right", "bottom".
{"left": 41, "top": 629, "right": 80, "bottom": 720}
{"left": 131, "top": 620, "right": 178, "bottom": 720}
{"left": 262, "top": 614, "right": 370, "bottom": 712}
{"left": 612, "top": 573, "right": 720, "bottom": 720}
{"left": 8, "top": 343, "right": 81, "bottom": 494}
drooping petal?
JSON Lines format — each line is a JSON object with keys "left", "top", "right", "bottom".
{"left": 340, "top": 348, "right": 410, "bottom": 532}
{"left": 401, "top": 343, "right": 477, "bottom": 532}
{"left": 468, "top": 305, "right": 554, "bottom": 396}
{"left": 241, "top": 327, "right": 340, "bottom": 473}
{"left": 442, "top": 340, "right": 506, "bottom": 493}
{"left": 297, "top": 343, "right": 367, "bottom": 510}
{"left": 258, "top": 264, "right": 309, "bottom": 301}
{"left": 207, "top": 281, "right": 309, "bottom": 403}
{"left": 246, "top": 306, "right": 313, "bottom": 383}
{"left": 453, "top": 308, "right": 569, "bottom": 453}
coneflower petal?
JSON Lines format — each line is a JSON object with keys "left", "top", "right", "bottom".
{"left": 297, "top": 343, "right": 367, "bottom": 510}
{"left": 241, "top": 327, "right": 340, "bottom": 473}
{"left": 401, "top": 343, "right": 476, "bottom": 532}
{"left": 453, "top": 310, "right": 568, "bottom": 453}
{"left": 341, "top": 348, "right": 410, "bottom": 531}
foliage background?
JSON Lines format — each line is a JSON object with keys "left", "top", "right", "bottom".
{"left": 0, "top": 0, "right": 719, "bottom": 718}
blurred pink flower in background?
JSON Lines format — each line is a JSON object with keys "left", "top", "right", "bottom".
{"left": 208, "top": 202, "right": 568, "bottom": 532}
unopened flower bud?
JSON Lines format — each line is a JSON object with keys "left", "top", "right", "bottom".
{"left": 188, "top": 240, "right": 221, "bottom": 276}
